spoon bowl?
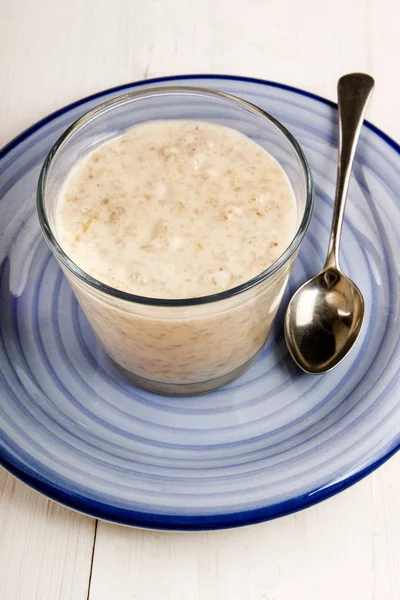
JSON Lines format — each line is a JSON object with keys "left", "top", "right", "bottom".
{"left": 284, "top": 267, "right": 364, "bottom": 374}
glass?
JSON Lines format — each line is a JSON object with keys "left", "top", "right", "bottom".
{"left": 37, "top": 87, "right": 313, "bottom": 395}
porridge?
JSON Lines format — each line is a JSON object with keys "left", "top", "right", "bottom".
{"left": 56, "top": 120, "right": 297, "bottom": 388}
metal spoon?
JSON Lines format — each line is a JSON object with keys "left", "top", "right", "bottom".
{"left": 284, "top": 73, "right": 374, "bottom": 374}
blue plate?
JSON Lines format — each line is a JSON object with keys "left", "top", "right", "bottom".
{"left": 0, "top": 75, "right": 399, "bottom": 530}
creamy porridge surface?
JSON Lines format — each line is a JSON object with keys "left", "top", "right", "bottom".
{"left": 57, "top": 120, "right": 296, "bottom": 299}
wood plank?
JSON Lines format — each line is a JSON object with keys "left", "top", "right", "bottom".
{"left": 88, "top": 455, "right": 400, "bottom": 600}
{"left": 0, "top": 468, "right": 96, "bottom": 600}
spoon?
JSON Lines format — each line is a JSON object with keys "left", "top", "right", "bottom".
{"left": 284, "top": 73, "right": 374, "bottom": 374}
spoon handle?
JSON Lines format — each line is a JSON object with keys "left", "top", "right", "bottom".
{"left": 325, "top": 73, "right": 374, "bottom": 270}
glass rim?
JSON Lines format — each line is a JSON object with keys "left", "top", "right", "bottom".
{"left": 37, "top": 85, "right": 314, "bottom": 307}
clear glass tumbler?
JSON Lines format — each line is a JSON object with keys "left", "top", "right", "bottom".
{"left": 37, "top": 87, "right": 313, "bottom": 395}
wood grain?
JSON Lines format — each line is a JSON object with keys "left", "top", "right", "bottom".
{"left": 0, "top": 0, "right": 399, "bottom": 598}
{"left": 0, "top": 469, "right": 95, "bottom": 600}
{"left": 88, "top": 457, "right": 400, "bottom": 600}
{"left": 1, "top": 0, "right": 399, "bottom": 146}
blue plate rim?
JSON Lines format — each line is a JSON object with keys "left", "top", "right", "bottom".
{"left": 0, "top": 73, "right": 399, "bottom": 530}
{"left": 2, "top": 73, "right": 400, "bottom": 163}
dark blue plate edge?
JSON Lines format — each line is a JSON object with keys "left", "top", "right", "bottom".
{"left": 0, "top": 72, "right": 399, "bottom": 530}
{"left": 1, "top": 443, "right": 398, "bottom": 530}
{"left": 1, "top": 73, "right": 400, "bottom": 163}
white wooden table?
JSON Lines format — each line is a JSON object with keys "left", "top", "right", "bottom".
{"left": 0, "top": 1, "right": 399, "bottom": 598}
